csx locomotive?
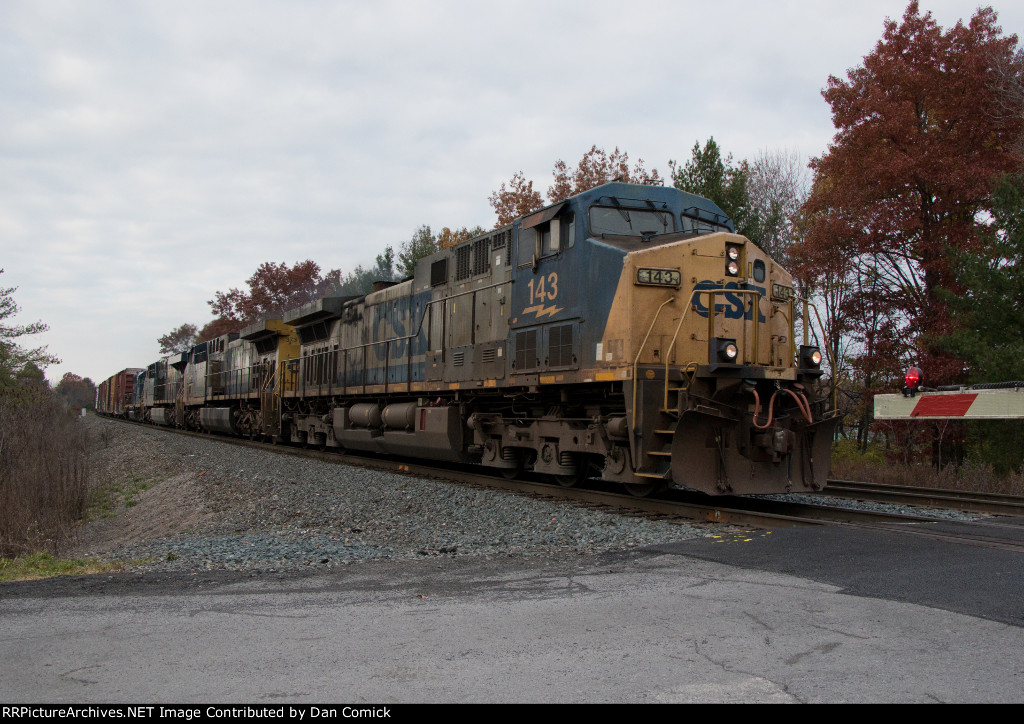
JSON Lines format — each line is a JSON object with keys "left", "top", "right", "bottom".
{"left": 97, "top": 182, "right": 837, "bottom": 496}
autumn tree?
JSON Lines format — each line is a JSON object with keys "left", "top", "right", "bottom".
{"left": 991, "top": 45, "right": 1024, "bottom": 156}
{"left": 547, "top": 146, "right": 662, "bottom": 202}
{"left": 789, "top": 181, "right": 877, "bottom": 438}
{"left": 198, "top": 260, "right": 343, "bottom": 342}
{"left": 157, "top": 323, "right": 199, "bottom": 355}
{"left": 489, "top": 146, "right": 662, "bottom": 227}
{"left": 0, "top": 269, "right": 59, "bottom": 389}
{"left": 488, "top": 172, "right": 544, "bottom": 227}
{"left": 796, "top": 2, "right": 1024, "bottom": 390}
{"left": 56, "top": 372, "right": 95, "bottom": 411}
{"left": 437, "top": 225, "right": 486, "bottom": 250}
{"left": 197, "top": 317, "right": 244, "bottom": 344}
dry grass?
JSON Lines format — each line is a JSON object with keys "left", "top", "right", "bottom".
{"left": 0, "top": 552, "right": 123, "bottom": 582}
{"left": 831, "top": 441, "right": 1024, "bottom": 496}
{"left": 0, "top": 389, "right": 91, "bottom": 557}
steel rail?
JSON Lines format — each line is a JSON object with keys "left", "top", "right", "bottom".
{"left": 824, "top": 479, "right": 1024, "bottom": 517}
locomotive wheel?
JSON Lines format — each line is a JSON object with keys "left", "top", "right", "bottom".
{"left": 624, "top": 481, "right": 668, "bottom": 497}
{"left": 495, "top": 448, "right": 523, "bottom": 479}
{"left": 554, "top": 475, "right": 580, "bottom": 488}
{"left": 552, "top": 466, "right": 587, "bottom": 488}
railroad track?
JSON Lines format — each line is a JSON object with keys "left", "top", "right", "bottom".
{"left": 824, "top": 479, "right": 1024, "bottom": 517}
{"left": 101, "top": 416, "right": 1024, "bottom": 553}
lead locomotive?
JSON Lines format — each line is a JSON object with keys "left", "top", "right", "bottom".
{"left": 98, "top": 182, "right": 837, "bottom": 496}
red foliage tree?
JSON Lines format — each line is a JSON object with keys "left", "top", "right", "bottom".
{"left": 548, "top": 146, "right": 662, "bottom": 202}
{"left": 157, "top": 323, "right": 199, "bottom": 354}
{"left": 206, "top": 260, "right": 342, "bottom": 331}
{"left": 488, "top": 172, "right": 544, "bottom": 227}
{"left": 489, "top": 146, "right": 662, "bottom": 227}
{"left": 197, "top": 317, "right": 245, "bottom": 344}
{"left": 55, "top": 372, "right": 95, "bottom": 411}
{"left": 795, "top": 2, "right": 1024, "bottom": 389}
{"left": 193, "top": 261, "right": 342, "bottom": 343}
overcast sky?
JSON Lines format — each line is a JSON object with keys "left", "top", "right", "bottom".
{"left": 2, "top": 0, "right": 1021, "bottom": 385}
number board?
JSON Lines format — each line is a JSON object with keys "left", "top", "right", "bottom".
{"left": 771, "top": 283, "right": 794, "bottom": 301}
{"left": 635, "top": 268, "right": 681, "bottom": 287}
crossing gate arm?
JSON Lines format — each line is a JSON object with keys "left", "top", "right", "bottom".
{"left": 874, "top": 385, "right": 1024, "bottom": 420}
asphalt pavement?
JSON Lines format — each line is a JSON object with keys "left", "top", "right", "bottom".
{"left": 3, "top": 523, "right": 1024, "bottom": 703}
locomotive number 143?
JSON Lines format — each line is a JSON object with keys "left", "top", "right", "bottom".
{"left": 635, "top": 268, "right": 681, "bottom": 287}
{"left": 527, "top": 273, "right": 559, "bottom": 304}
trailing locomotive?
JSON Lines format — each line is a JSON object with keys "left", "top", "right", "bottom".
{"left": 97, "top": 182, "right": 838, "bottom": 496}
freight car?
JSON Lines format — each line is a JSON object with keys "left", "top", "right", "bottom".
{"left": 95, "top": 368, "right": 143, "bottom": 418}
{"left": 99, "top": 181, "right": 838, "bottom": 496}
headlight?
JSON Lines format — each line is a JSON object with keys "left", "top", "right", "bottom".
{"left": 799, "top": 345, "right": 822, "bottom": 369}
{"left": 727, "top": 245, "right": 740, "bottom": 260}
{"left": 726, "top": 260, "right": 740, "bottom": 276}
{"left": 712, "top": 337, "right": 739, "bottom": 363}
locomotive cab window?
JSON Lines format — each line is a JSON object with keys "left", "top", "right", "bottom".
{"left": 680, "top": 207, "right": 730, "bottom": 236}
{"left": 538, "top": 214, "right": 573, "bottom": 256}
{"left": 589, "top": 205, "right": 674, "bottom": 237}
{"left": 517, "top": 227, "right": 537, "bottom": 268}
{"left": 517, "top": 212, "right": 575, "bottom": 266}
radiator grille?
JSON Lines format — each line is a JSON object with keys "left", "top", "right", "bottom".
{"left": 549, "top": 324, "right": 574, "bottom": 367}
{"left": 515, "top": 330, "right": 537, "bottom": 371}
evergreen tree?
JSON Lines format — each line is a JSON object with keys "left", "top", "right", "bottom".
{"left": 0, "top": 269, "right": 58, "bottom": 389}
{"left": 669, "top": 137, "right": 759, "bottom": 240}
{"left": 942, "top": 175, "right": 1024, "bottom": 472}
{"left": 397, "top": 226, "right": 439, "bottom": 278}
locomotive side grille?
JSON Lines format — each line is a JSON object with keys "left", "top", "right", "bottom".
{"left": 549, "top": 324, "right": 573, "bottom": 367}
{"left": 515, "top": 330, "right": 537, "bottom": 371}
{"left": 455, "top": 246, "right": 471, "bottom": 281}
{"left": 452, "top": 351, "right": 465, "bottom": 366}
{"left": 498, "top": 230, "right": 512, "bottom": 265}
{"left": 430, "top": 259, "right": 448, "bottom": 287}
{"left": 472, "top": 238, "right": 491, "bottom": 276}
{"left": 484, "top": 229, "right": 512, "bottom": 267}
{"left": 481, "top": 348, "right": 497, "bottom": 364}
{"left": 297, "top": 321, "right": 330, "bottom": 344}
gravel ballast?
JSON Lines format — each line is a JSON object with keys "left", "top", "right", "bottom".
{"left": 77, "top": 414, "right": 717, "bottom": 572}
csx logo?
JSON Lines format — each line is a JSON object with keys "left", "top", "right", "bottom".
{"left": 693, "top": 281, "right": 767, "bottom": 322}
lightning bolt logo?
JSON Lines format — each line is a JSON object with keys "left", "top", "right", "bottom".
{"left": 523, "top": 304, "right": 563, "bottom": 319}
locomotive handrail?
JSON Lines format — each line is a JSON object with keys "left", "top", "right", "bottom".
{"left": 284, "top": 278, "right": 511, "bottom": 394}
{"left": 791, "top": 295, "right": 838, "bottom": 412}
{"left": 630, "top": 294, "right": 677, "bottom": 426}
{"left": 660, "top": 288, "right": 764, "bottom": 415}
{"left": 340, "top": 279, "right": 511, "bottom": 353}
{"left": 631, "top": 287, "right": 823, "bottom": 429}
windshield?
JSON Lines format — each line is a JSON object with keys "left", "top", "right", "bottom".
{"left": 680, "top": 215, "right": 730, "bottom": 235}
{"left": 589, "top": 206, "right": 675, "bottom": 237}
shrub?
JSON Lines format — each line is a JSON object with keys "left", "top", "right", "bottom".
{"left": 0, "top": 388, "right": 90, "bottom": 556}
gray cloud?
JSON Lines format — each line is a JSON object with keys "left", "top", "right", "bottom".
{"left": 1, "top": 0, "right": 1018, "bottom": 382}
